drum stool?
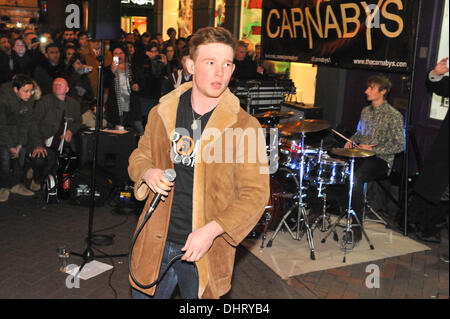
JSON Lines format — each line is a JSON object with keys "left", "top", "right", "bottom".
{"left": 362, "top": 174, "right": 400, "bottom": 225}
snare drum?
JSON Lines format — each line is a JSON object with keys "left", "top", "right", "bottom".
{"left": 278, "top": 138, "right": 318, "bottom": 170}
{"left": 305, "top": 155, "right": 349, "bottom": 185}
{"left": 252, "top": 169, "right": 298, "bottom": 234}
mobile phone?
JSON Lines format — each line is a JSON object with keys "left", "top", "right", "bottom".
{"left": 113, "top": 56, "right": 119, "bottom": 64}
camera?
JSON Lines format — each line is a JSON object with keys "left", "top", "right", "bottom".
{"left": 155, "top": 54, "right": 161, "bottom": 60}
{"left": 31, "top": 37, "right": 40, "bottom": 44}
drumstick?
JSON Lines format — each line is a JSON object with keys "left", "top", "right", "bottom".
{"left": 331, "top": 129, "right": 377, "bottom": 148}
{"left": 330, "top": 129, "right": 354, "bottom": 144}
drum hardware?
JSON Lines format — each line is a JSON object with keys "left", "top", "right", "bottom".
{"left": 259, "top": 209, "right": 273, "bottom": 249}
{"left": 321, "top": 148, "right": 376, "bottom": 263}
{"left": 256, "top": 168, "right": 298, "bottom": 249}
{"left": 266, "top": 130, "right": 319, "bottom": 260}
{"left": 254, "top": 110, "right": 295, "bottom": 119}
{"left": 310, "top": 141, "right": 333, "bottom": 233}
{"left": 276, "top": 119, "right": 331, "bottom": 136}
{"left": 230, "top": 79, "right": 296, "bottom": 114}
{"left": 362, "top": 182, "right": 388, "bottom": 226}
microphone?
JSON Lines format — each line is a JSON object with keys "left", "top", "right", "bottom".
{"left": 145, "top": 169, "right": 176, "bottom": 220}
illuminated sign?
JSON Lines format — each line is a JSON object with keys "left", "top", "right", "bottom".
{"left": 121, "top": 0, "right": 154, "bottom": 5}
{"left": 262, "top": 0, "right": 418, "bottom": 72}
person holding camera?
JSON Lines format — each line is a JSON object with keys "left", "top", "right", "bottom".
{"left": 136, "top": 43, "right": 166, "bottom": 118}
{"left": 80, "top": 38, "right": 112, "bottom": 98}
{"left": 66, "top": 53, "right": 95, "bottom": 114}
{"left": 103, "top": 45, "right": 143, "bottom": 135}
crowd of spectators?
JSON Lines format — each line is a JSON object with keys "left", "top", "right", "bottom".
{"left": 0, "top": 24, "right": 275, "bottom": 202}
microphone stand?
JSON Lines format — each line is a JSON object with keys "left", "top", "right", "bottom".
{"left": 69, "top": 39, "right": 127, "bottom": 275}
{"left": 399, "top": 0, "right": 422, "bottom": 236}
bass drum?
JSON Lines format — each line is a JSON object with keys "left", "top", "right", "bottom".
{"left": 251, "top": 168, "right": 299, "bottom": 236}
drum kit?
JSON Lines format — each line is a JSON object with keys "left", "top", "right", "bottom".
{"left": 253, "top": 110, "right": 376, "bottom": 262}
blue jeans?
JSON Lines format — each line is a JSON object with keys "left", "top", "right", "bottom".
{"left": 0, "top": 146, "right": 26, "bottom": 188}
{"left": 131, "top": 241, "right": 198, "bottom": 299}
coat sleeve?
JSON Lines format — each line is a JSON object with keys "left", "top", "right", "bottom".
{"left": 128, "top": 108, "right": 158, "bottom": 201}
{"left": 426, "top": 76, "right": 449, "bottom": 98}
{"left": 0, "top": 98, "right": 13, "bottom": 148}
{"left": 212, "top": 117, "right": 271, "bottom": 246}
{"left": 29, "top": 98, "right": 47, "bottom": 149}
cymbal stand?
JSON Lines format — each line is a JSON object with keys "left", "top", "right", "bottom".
{"left": 266, "top": 132, "right": 316, "bottom": 260}
{"left": 311, "top": 180, "right": 332, "bottom": 232}
{"left": 311, "top": 142, "right": 332, "bottom": 232}
{"left": 321, "top": 157, "right": 374, "bottom": 262}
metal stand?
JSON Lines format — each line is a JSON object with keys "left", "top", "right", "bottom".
{"left": 310, "top": 142, "right": 332, "bottom": 232}
{"left": 321, "top": 157, "right": 374, "bottom": 262}
{"left": 362, "top": 182, "right": 388, "bottom": 225}
{"left": 311, "top": 181, "right": 332, "bottom": 232}
{"left": 69, "top": 40, "right": 127, "bottom": 275}
{"left": 266, "top": 132, "right": 316, "bottom": 260}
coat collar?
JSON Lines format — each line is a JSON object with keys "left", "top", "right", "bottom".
{"left": 157, "top": 82, "right": 241, "bottom": 145}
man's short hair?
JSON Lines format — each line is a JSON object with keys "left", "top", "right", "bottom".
{"left": 45, "top": 42, "right": 59, "bottom": 53}
{"left": 367, "top": 74, "right": 392, "bottom": 98}
{"left": 236, "top": 40, "right": 248, "bottom": 49}
{"left": 188, "top": 27, "right": 237, "bottom": 60}
{"left": 12, "top": 74, "right": 34, "bottom": 90}
{"left": 167, "top": 27, "right": 176, "bottom": 36}
{"left": 180, "top": 48, "right": 190, "bottom": 58}
{"left": 68, "top": 52, "right": 86, "bottom": 66}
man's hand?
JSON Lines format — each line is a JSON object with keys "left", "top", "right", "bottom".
{"left": 142, "top": 168, "right": 174, "bottom": 200}
{"left": 356, "top": 144, "right": 375, "bottom": 151}
{"left": 9, "top": 146, "right": 19, "bottom": 159}
{"left": 181, "top": 221, "right": 224, "bottom": 262}
{"left": 432, "top": 57, "right": 449, "bottom": 77}
{"left": 32, "top": 146, "right": 47, "bottom": 158}
{"left": 159, "top": 53, "right": 167, "bottom": 65}
{"left": 62, "top": 130, "right": 72, "bottom": 143}
{"left": 256, "top": 65, "right": 264, "bottom": 74}
{"left": 344, "top": 140, "right": 354, "bottom": 149}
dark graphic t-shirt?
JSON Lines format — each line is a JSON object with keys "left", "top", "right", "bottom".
{"left": 167, "top": 89, "right": 214, "bottom": 244}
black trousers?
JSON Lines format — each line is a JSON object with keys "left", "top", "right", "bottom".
{"left": 351, "top": 157, "right": 389, "bottom": 222}
{"left": 29, "top": 147, "right": 58, "bottom": 183}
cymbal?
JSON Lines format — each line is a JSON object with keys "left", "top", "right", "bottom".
{"left": 254, "top": 111, "right": 294, "bottom": 119}
{"left": 276, "top": 119, "right": 330, "bottom": 134}
{"left": 331, "top": 148, "right": 375, "bottom": 158}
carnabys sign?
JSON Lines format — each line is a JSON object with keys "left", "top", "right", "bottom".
{"left": 262, "top": 0, "right": 418, "bottom": 72}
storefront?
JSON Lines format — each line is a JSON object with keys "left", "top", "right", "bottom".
{"left": 235, "top": 0, "right": 317, "bottom": 105}
{"left": 120, "top": 0, "right": 154, "bottom": 34}
{"left": 0, "top": 0, "right": 39, "bottom": 29}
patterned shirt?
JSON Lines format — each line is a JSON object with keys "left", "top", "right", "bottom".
{"left": 352, "top": 101, "right": 405, "bottom": 168}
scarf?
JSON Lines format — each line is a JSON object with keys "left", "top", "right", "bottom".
{"left": 113, "top": 63, "right": 133, "bottom": 119}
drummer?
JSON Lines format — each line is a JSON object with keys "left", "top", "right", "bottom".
{"left": 344, "top": 75, "right": 404, "bottom": 243}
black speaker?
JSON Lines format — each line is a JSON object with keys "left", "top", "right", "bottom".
{"left": 69, "top": 166, "right": 115, "bottom": 207}
{"left": 88, "top": 0, "right": 121, "bottom": 40}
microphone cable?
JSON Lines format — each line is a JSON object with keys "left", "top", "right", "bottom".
{"left": 128, "top": 169, "right": 198, "bottom": 290}
{"left": 128, "top": 208, "right": 199, "bottom": 290}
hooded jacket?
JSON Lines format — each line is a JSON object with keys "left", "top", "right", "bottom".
{"left": 0, "top": 82, "right": 36, "bottom": 149}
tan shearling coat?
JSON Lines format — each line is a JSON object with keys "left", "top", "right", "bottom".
{"left": 128, "top": 82, "right": 270, "bottom": 298}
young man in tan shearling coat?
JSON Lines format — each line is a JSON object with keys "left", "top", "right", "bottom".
{"left": 128, "top": 27, "right": 270, "bottom": 299}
